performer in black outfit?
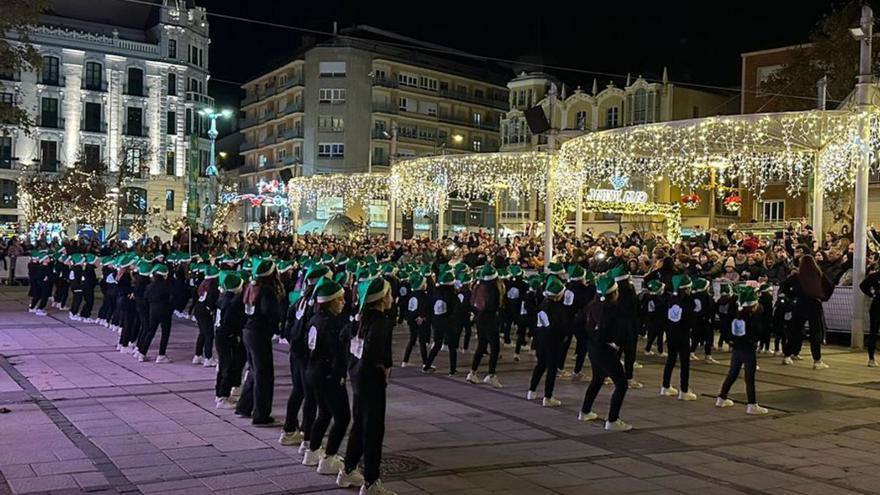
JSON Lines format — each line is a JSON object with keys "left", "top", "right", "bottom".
{"left": 715, "top": 285, "right": 769, "bottom": 415}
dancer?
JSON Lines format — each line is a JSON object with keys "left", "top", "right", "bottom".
{"left": 715, "top": 285, "right": 769, "bottom": 415}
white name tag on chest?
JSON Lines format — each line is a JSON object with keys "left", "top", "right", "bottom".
{"left": 732, "top": 319, "right": 746, "bottom": 337}
{"left": 537, "top": 311, "right": 550, "bottom": 328}
{"left": 693, "top": 299, "right": 702, "bottom": 314}
{"left": 668, "top": 305, "right": 682, "bottom": 323}
{"left": 647, "top": 301, "right": 655, "bottom": 313}
{"left": 308, "top": 326, "right": 318, "bottom": 351}
{"left": 408, "top": 297, "right": 419, "bottom": 312}
{"left": 434, "top": 300, "right": 447, "bottom": 315}
{"left": 507, "top": 287, "right": 520, "bottom": 300}
{"left": 563, "top": 290, "right": 575, "bottom": 307}
{"left": 350, "top": 336, "right": 363, "bottom": 359}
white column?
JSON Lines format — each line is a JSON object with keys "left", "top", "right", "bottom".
{"left": 811, "top": 154, "right": 824, "bottom": 241}
{"left": 544, "top": 174, "right": 554, "bottom": 269}
{"left": 388, "top": 197, "right": 397, "bottom": 241}
{"left": 437, "top": 200, "right": 445, "bottom": 240}
{"left": 146, "top": 74, "right": 162, "bottom": 174}
{"left": 575, "top": 185, "right": 584, "bottom": 238}
{"left": 853, "top": 118, "right": 869, "bottom": 350}
{"left": 63, "top": 63, "right": 82, "bottom": 167}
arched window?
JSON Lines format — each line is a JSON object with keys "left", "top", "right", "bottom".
{"left": 0, "top": 179, "right": 17, "bottom": 209}
{"left": 633, "top": 89, "right": 647, "bottom": 124}
{"left": 41, "top": 56, "right": 60, "bottom": 85}
{"left": 606, "top": 107, "right": 619, "bottom": 129}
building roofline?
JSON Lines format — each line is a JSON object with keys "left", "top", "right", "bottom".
{"left": 741, "top": 43, "right": 812, "bottom": 58}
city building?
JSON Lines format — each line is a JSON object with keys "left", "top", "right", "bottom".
{"left": 236, "top": 26, "right": 510, "bottom": 233}
{"left": 0, "top": 0, "right": 214, "bottom": 235}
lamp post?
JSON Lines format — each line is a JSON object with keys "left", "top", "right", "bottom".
{"left": 198, "top": 107, "right": 233, "bottom": 229}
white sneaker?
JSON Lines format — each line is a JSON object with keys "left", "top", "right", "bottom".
{"left": 136, "top": 352, "right": 147, "bottom": 362}
{"left": 513, "top": 353, "right": 520, "bottom": 362}
{"left": 678, "top": 391, "right": 698, "bottom": 401}
{"left": 441, "top": 344, "right": 448, "bottom": 352}
{"left": 155, "top": 355, "right": 171, "bottom": 364}
{"left": 542, "top": 397, "right": 561, "bottom": 407}
{"left": 316, "top": 454, "right": 344, "bottom": 475}
{"left": 230, "top": 387, "right": 241, "bottom": 399}
{"left": 215, "top": 397, "right": 236, "bottom": 409}
{"left": 279, "top": 338, "right": 289, "bottom": 345}
{"left": 869, "top": 359, "right": 877, "bottom": 368}
{"left": 746, "top": 404, "right": 769, "bottom": 415}
{"left": 35, "top": 309, "right": 47, "bottom": 316}
{"left": 690, "top": 353, "right": 698, "bottom": 360}
{"left": 400, "top": 361, "right": 409, "bottom": 368}
{"left": 659, "top": 352, "right": 668, "bottom": 357}
{"left": 644, "top": 350, "right": 656, "bottom": 356}
{"left": 202, "top": 358, "right": 218, "bottom": 367}
{"left": 627, "top": 379, "right": 643, "bottom": 389}
{"left": 558, "top": 369, "right": 573, "bottom": 378}
{"left": 605, "top": 419, "right": 633, "bottom": 432}
{"left": 782, "top": 356, "right": 794, "bottom": 365}
{"left": 715, "top": 397, "right": 734, "bottom": 408}
{"left": 526, "top": 390, "right": 538, "bottom": 401}
{"left": 302, "top": 448, "right": 324, "bottom": 466}
{"left": 298, "top": 441, "right": 310, "bottom": 454}
{"left": 483, "top": 374, "right": 502, "bottom": 388}
{"left": 577, "top": 411, "right": 599, "bottom": 422}
{"left": 705, "top": 356, "right": 719, "bottom": 364}
{"left": 633, "top": 361, "right": 643, "bottom": 369}
{"left": 192, "top": 355, "right": 204, "bottom": 365}
{"left": 28, "top": 307, "right": 35, "bottom": 313}
{"left": 360, "top": 479, "right": 396, "bottom": 495}
{"left": 572, "top": 372, "right": 585, "bottom": 382}
{"left": 67, "top": 312, "right": 75, "bottom": 319}
{"left": 279, "top": 430, "right": 304, "bottom": 446}
{"left": 465, "top": 371, "right": 480, "bottom": 384}
{"left": 793, "top": 355, "right": 803, "bottom": 361}
{"left": 813, "top": 361, "right": 829, "bottom": 370}
{"left": 119, "top": 345, "right": 129, "bottom": 354}
{"left": 84, "top": 318, "right": 95, "bottom": 324}
{"left": 660, "top": 387, "right": 678, "bottom": 397}
{"left": 115, "top": 344, "right": 123, "bottom": 352}
{"left": 604, "top": 377, "right": 614, "bottom": 385}
{"left": 337, "top": 468, "right": 365, "bottom": 488}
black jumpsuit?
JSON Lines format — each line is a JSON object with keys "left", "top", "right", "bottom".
{"left": 236, "top": 286, "right": 282, "bottom": 424}
{"left": 306, "top": 310, "right": 350, "bottom": 457}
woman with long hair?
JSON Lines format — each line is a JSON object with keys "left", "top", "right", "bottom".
{"left": 234, "top": 259, "right": 284, "bottom": 425}
{"left": 780, "top": 255, "right": 833, "bottom": 369}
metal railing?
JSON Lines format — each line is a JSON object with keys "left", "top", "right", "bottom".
{"left": 241, "top": 141, "right": 258, "bottom": 151}
{"left": 81, "top": 80, "right": 108, "bottom": 92}
{"left": 282, "top": 128, "right": 303, "bottom": 139}
{"left": 281, "top": 101, "right": 304, "bottom": 115}
{"left": 282, "top": 155, "right": 301, "bottom": 166}
{"left": 372, "top": 103, "right": 399, "bottom": 114}
{"left": 185, "top": 91, "right": 214, "bottom": 108}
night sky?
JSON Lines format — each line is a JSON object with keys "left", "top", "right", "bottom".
{"left": 200, "top": 0, "right": 849, "bottom": 116}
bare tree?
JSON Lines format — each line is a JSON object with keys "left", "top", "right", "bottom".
{"left": 0, "top": 0, "right": 48, "bottom": 135}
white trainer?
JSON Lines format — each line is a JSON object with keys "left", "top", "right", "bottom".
{"left": 513, "top": 353, "right": 520, "bottom": 362}
{"left": 633, "top": 361, "right": 643, "bottom": 369}
{"left": 869, "top": 359, "right": 877, "bottom": 368}
{"left": 359, "top": 479, "right": 396, "bottom": 495}
{"left": 813, "top": 360, "right": 829, "bottom": 370}
{"left": 302, "top": 447, "right": 324, "bottom": 466}
{"left": 542, "top": 397, "right": 561, "bottom": 407}
{"left": 155, "top": 355, "right": 171, "bottom": 364}
{"left": 526, "top": 390, "right": 538, "bottom": 401}
{"left": 644, "top": 350, "right": 656, "bottom": 356}
{"left": 215, "top": 397, "right": 236, "bottom": 409}
{"left": 660, "top": 387, "right": 679, "bottom": 397}
{"left": 35, "top": 309, "right": 47, "bottom": 316}
{"left": 577, "top": 411, "right": 599, "bottom": 422}
{"left": 746, "top": 404, "right": 769, "bottom": 415}
{"left": 483, "top": 374, "right": 502, "bottom": 388}
{"left": 572, "top": 372, "right": 585, "bottom": 382}
{"left": 605, "top": 419, "right": 633, "bottom": 432}
{"left": 715, "top": 397, "right": 734, "bottom": 408}
{"left": 192, "top": 355, "right": 204, "bottom": 365}
{"left": 628, "top": 379, "right": 643, "bottom": 389}
{"left": 705, "top": 356, "right": 719, "bottom": 364}
{"left": 279, "top": 430, "right": 304, "bottom": 446}
{"left": 782, "top": 356, "right": 794, "bottom": 365}
{"left": 316, "top": 454, "right": 344, "bottom": 475}
{"left": 298, "top": 440, "right": 310, "bottom": 454}
{"left": 337, "top": 467, "right": 365, "bottom": 488}
{"left": 136, "top": 352, "right": 147, "bottom": 363}
{"left": 202, "top": 358, "right": 218, "bottom": 367}
{"left": 400, "top": 361, "right": 409, "bottom": 368}
{"left": 465, "top": 371, "right": 480, "bottom": 384}
{"left": 678, "top": 391, "right": 698, "bottom": 401}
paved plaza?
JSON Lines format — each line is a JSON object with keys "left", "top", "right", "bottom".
{"left": 2, "top": 288, "right": 880, "bottom": 495}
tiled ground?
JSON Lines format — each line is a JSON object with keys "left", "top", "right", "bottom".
{"left": 2, "top": 287, "right": 880, "bottom": 494}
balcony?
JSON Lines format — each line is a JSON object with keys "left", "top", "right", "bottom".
{"left": 39, "top": 116, "right": 64, "bottom": 129}
{"left": 38, "top": 75, "right": 65, "bottom": 87}
{"left": 260, "top": 135, "right": 277, "bottom": 146}
{"left": 372, "top": 102, "right": 399, "bottom": 115}
{"left": 239, "top": 115, "right": 258, "bottom": 129}
{"left": 242, "top": 92, "right": 259, "bottom": 106}
{"left": 282, "top": 155, "right": 301, "bottom": 166}
{"left": 81, "top": 121, "right": 107, "bottom": 133}
{"left": 185, "top": 91, "right": 215, "bottom": 109}
{"left": 280, "top": 101, "right": 304, "bottom": 116}
{"left": 123, "top": 124, "right": 149, "bottom": 137}
{"left": 373, "top": 77, "right": 399, "bottom": 89}
{"left": 258, "top": 110, "right": 277, "bottom": 123}
{"left": 82, "top": 80, "right": 108, "bottom": 92}
{"left": 279, "top": 75, "right": 305, "bottom": 91}
{"left": 282, "top": 128, "right": 303, "bottom": 140}
{"left": 438, "top": 88, "right": 508, "bottom": 110}
{"left": 437, "top": 112, "right": 500, "bottom": 132}
{"left": 238, "top": 164, "right": 257, "bottom": 174}
{"left": 241, "top": 140, "right": 258, "bottom": 152}
{"left": 372, "top": 129, "right": 391, "bottom": 139}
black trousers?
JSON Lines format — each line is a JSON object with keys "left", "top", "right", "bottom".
{"left": 69, "top": 290, "right": 83, "bottom": 315}
{"left": 194, "top": 307, "right": 214, "bottom": 359}
{"left": 138, "top": 308, "right": 172, "bottom": 356}
{"left": 444, "top": 322, "right": 464, "bottom": 374}
{"left": 558, "top": 334, "right": 574, "bottom": 371}
{"left": 573, "top": 334, "right": 589, "bottom": 374}
{"left": 137, "top": 304, "right": 149, "bottom": 347}
{"left": 308, "top": 373, "right": 350, "bottom": 456}
{"left": 501, "top": 312, "right": 517, "bottom": 344}
{"left": 471, "top": 315, "right": 500, "bottom": 374}
{"left": 54, "top": 282, "right": 69, "bottom": 308}
{"left": 718, "top": 344, "right": 757, "bottom": 404}
{"left": 31, "top": 284, "right": 51, "bottom": 310}
{"left": 868, "top": 303, "right": 880, "bottom": 361}
{"left": 425, "top": 318, "right": 453, "bottom": 369}
{"left": 689, "top": 321, "right": 713, "bottom": 355}
{"left": 644, "top": 318, "right": 665, "bottom": 354}
{"left": 582, "top": 344, "right": 628, "bottom": 421}
{"left": 283, "top": 353, "right": 315, "bottom": 435}
{"left": 215, "top": 331, "right": 241, "bottom": 398}
{"left": 79, "top": 287, "right": 95, "bottom": 318}
{"left": 344, "top": 375, "right": 386, "bottom": 484}
{"left": 515, "top": 320, "right": 531, "bottom": 355}
{"left": 662, "top": 331, "right": 690, "bottom": 392}
{"left": 235, "top": 329, "right": 275, "bottom": 423}
{"left": 789, "top": 301, "right": 825, "bottom": 362}
{"left": 529, "top": 332, "right": 560, "bottom": 397}
{"left": 462, "top": 320, "right": 472, "bottom": 350}
{"left": 403, "top": 322, "right": 429, "bottom": 365}
{"left": 98, "top": 289, "right": 115, "bottom": 321}
{"left": 118, "top": 302, "right": 139, "bottom": 347}
{"left": 621, "top": 326, "right": 637, "bottom": 379}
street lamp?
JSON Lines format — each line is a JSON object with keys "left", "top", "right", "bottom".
{"left": 198, "top": 107, "right": 233, "bottom": 229}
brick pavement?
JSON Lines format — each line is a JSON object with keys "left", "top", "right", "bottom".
{"left": 2, "top": 287, "right": 880, "bottom": 494}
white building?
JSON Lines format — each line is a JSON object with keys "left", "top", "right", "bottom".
{"left": 0, "top": 0, "right": 214, "bottom": 232}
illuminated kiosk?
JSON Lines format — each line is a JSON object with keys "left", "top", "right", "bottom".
{"left": 286, "top": 173, "right": 389, "bottom": 235}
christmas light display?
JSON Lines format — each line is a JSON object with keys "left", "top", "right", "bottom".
{"left": 681, "top": 193, "right": 702, "bottom": 209}
{"left": 287, "top": 173, "right": 389, "bottom": 212}
{"left": 723, "top": 194, "right": 743, "bottom": 212}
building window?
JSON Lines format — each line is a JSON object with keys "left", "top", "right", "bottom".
{"left": 168, "top": 39, "right": 177, "bottom": 58}
{"left": 373, "top": 69, "right": 386, "bottom": 81}
{"left": 41, "top": 97, "right": 59, "bottom": 127}
{"left": 318, "top": 61, "right": 346, "bottom": 77}
{"left": 165, "top": 189, "right": 175, "bottom": 211}
{"left": 41, "top": 56, "right": 59, "bottom": 85}
{"left": 127, "top": 67, "right": 144, "bottom": 96}
{"left": 167, "top": 111, "right": 176, "bottom": 135}
{"left": 399, "top": 97, "right": 414, "bottom": 112}
{"left": 84, "top": 62, "right": 102, "bottom": 90}
{"left": 0, "top": 136, "right": 12, "bottom": 169}
{"left": 168, "top": 73, "right": 177, "bottom": 96}
{"left": 165, "top": 151, "right": 175, "bottom": 175}
{"left": 756, "top": 65, "right": 783, "bottom": 93}
{"left": 633, "top": 89, "right": 647, "bottom": 125}
{"left": 575, "top": 111, "right": 587, "bottom": 130}
{"left": 761, "top": 200, "right": 785, "bottom": 222}
{"left": 122, "top": 187, "right": 147, "bottom": 214}
{"left": 190, "top": 45, "right": 198, "bottom": 65}
{"left": 82, "top": 144, "right": 100, "bottom": 171}
{"left": 40, "top": 140, "right": 58, "bottom": 171}
{"left": 0, "top": 180, "right": 16, "bottom": 209}
{"left": 185, "top": 109, "right": 192, "bottom": 136}
{"left": 473, "top": 139, "right": 482, "bottom": 152}
{"left": 419, "top": 76, "right": 438, "bottom": 91}
{"left": 83, "top": 102, "right": 101, "bottom": 132}
{"left": 606, "top": 107, "right": 619, "bottom": 128}
{"left": 473, "top": 112, "right": 482, "bottom": 126}
{"left": 398, "top": 73, "right": 418, "bottom": 87}
{"left": 126, "top": 107, "right": 144, "bottom": 136}
{"left": 0, "top": 92, "right": 11, "bottom": 107}
{"left": 318, "top": 143, "right": 344, "bottom": 158}
{"left": 318, "top": 115, "right": 344, "bottom": 132}
{"left": 318, "top": 88, "right": 346, "bottom": 104}
{"left": 125, "top": 148, "right": 142, "bottom": 175}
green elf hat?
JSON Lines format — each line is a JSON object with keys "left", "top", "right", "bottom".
{"left": 609, "top": 264, "right": 629, "bottom": 282}
{"left": 498, "top": 267, "right": 510, "bottom": 280}
{"left": 277, "top": 260, "right": 293, "bottom": 274}
{"left": 320, "top": 253, "right": 334, "bottom": 265}
{"left": 358, "top": 277, "right": 390, "bottom": 313}
{"left": 585, "top": 271, "right": 596, "bottom": 284}
{"left": 419, "top": 263, "right": 432, "bottom": 276}
{"left": 457, "top": 271, "right": 473, "bottom": 285}
{"left": 335, "top": 253, "right": 349, "bottom": 266}
{"left": 151, "top": 264, "right": 169, "bottom": 277}
{"left": 118, "top": 254, "right": 137, "bottom": 268}
{"left": 736, "top": 285, "right": 759, "bottom": 307}
{"left": 314, "top": 277, "right": 344, "bottom": 303}
{"left": 288, "top": 290, "right": 303, "bottom": 306}
{"left": 438, "top": 271, "right": 455, "bottom": 286}
{"left": 437, "top": 263, "right": 451, "bottom": 274}
{"left": 101, "top": 255, "right": 115, "bottom": 267}
{"left": 546, "top": 261, "right": 565, "bottom": 276}
{"left": 72, "top": 253, "right": 86, "bottom": 265}
{"left": 380, "top": 262, "right": 395, "bottom": 275}
{"left": 345, "top": 259, "right": 359, "bottom": 274}
{"left": 759, "top": 282, "right": 772, "bottom": 293}
{"left": 253, "top": 259, "right": 276, "bottom": 279}
{"left": 238, "top": 270, "right": 252, "bottom": 285}
{"left": 692, "top": 277, "right": 710, "bottom": 292}
{"left": 241, "top": 258, "right": 254, "bottom": 273}
{"left": 37, "top": 251, "right": 51, "bottom": 263}
{"left": 508, "top": 265, "right": 523, "bottom": 278}
{"left": 204, "top": 266, "right": 220, "bottom": 279}
{"left": 333, "top": 271, "right": 349, "bottom": 285}
{"left": 365, "top": 255, "right": 377, "bottom": 265}
{"left": 720, "top": 283, "right": 733, "bottom": 296}
{"left": 306, "top": 264, "right": 330, "bottom": 283}
{"left": 671, "top": 274, "right": 692, "bottom": 295}
{"left": 596, "top": 274, "right": 619, "bottom": 301}
{"left": 356, "top": 266, "right": 378, "bottom": 282}
{"left": 409, "top": 272, "right": 426, "bottom": 291}
{"left": 543, "top": 275, "right": 566, "bottom": 298}
{"left": 454, "top": 262, "right": 470, "bottom": 274}
{"left": 220, "top": 271, "right": 243, "bottom": 293}
{"left": 477, "top": 265, "right": 498, "bottom": 281}
{"left": 646, "top": 279, "right": 664, "bottom": 294}
{"left": 528, "top": 274, "right": 543, "bottom": 291}
{"left": 567, "top": 264, "right": 586, "bottom": 281}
